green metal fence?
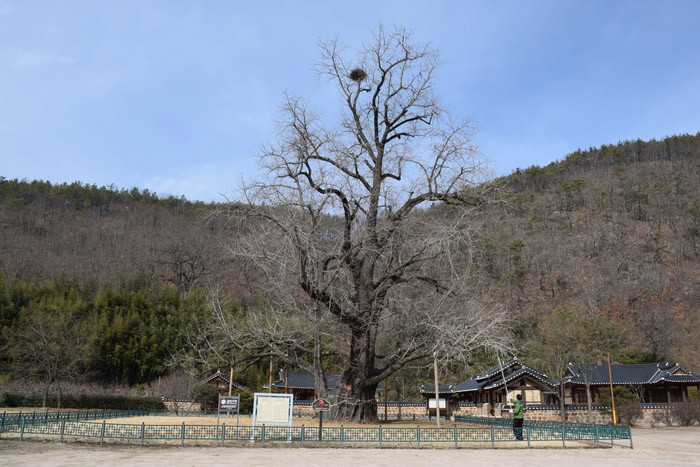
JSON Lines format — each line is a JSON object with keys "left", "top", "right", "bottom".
{"left": 454, "top": 415, "right": 632, "bottom": 449}
{"left": 0, "top": 409, "right": 150, "bottom": 428}
{"left": 0, "top": 414, "right": 633, "bottom": 449}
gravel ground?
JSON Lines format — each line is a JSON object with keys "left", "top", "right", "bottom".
{"left": 1, "top": 427, "right": 699, "bottom": 466}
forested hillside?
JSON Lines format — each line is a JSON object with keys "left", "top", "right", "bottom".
{"left": 1, "top": 132, "right": 699, "bottom": 397}
{"left": 478, "top": 132, "right": 700, "bottom": 370}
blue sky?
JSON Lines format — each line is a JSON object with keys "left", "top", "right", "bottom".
{"left": 1, "top": 1, "right": 699, "bottom": 202}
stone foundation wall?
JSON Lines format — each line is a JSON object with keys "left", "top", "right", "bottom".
{"left": 292, "top": 402, "right": 480, "bottom": 418}
{"left": 496, "top": 403, "right": 697, "bottom": 426}
{"left": 162, "top": 399, "right": 202, "bottom": 412}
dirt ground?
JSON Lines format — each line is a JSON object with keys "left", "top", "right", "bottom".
{"left": 1, "top": 427, "right": 699, "bottom": 466}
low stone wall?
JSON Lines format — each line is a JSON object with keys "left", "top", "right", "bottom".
{"left": 497, "top": 403, "right": 699, "bottom": 426}
{"left": 292, "top": 401, "right": 480, "bottom": 418}
{"left": 162, "top": 399, "right": 202, "bottom": 412}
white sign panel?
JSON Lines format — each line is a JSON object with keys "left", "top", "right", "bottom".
{"left": 251, "top": 393, "right": 294, "bottom": 443}
{"left": 428, "top": 398, "right": 446, "bottom": 409}
{"left": 252, "top": 393, "right": 294, "bottom": 426}
{"left": 256, "top": 395, "right": 291, "bottom": 424}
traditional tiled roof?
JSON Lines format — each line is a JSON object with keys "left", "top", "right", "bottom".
{"left": 419, "top": 384, "right": 455, "bottom": 395}
{"left": 473, "top": 357, "right": 522, "bottom": 381}
{"left": 483, "top": 366, "right": 556, "bottom": 391}
{"left": 268, "top": 370, "right": 341, "bottom": 390}
{"left": 453, "top": 359, "right": 555, "bottom": 393}
{"left": 198, "top": 369, "right": 243, "bottom": 388}
{"left": 454, "top": 378, "right": 487, "bottom": 392}
{"left": 567, "top": 362, "right": 700, "bottom": 385}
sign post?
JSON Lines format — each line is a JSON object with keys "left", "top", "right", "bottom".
{"left": 217, "top": 395, "right": 240, "bottom": 427}
{"left": 312, "top": 398, "right": 331, "bottom": 441}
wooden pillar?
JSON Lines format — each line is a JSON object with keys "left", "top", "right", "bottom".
{"left": 268, "top": 355, "right": 273, "bottom": 393}
{"left": 433, "top": 352, "right": 440, "bottom": 428}
{"left": 284, "top": 351, "right": 289, "bottom": 394}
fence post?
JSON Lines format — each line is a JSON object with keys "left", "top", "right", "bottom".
{"left": 140, "top": 422, "right": 145, "bottom": 447}
{"left": 417, "top": 425, "right": 421, "bottom": 449}
{"left": 301, "top": 424, "right": 304, "bottom": 448}
{"left": 261, "top": 424, "right": 265, "bottom": 448}
{"left": 454, "top": 424, "right": 458, "bottom": 449}
{"left": 221, "top": 423, "right": 225, "bottom": 447}
{"left": 181, "top": 422, "right": 185, "bottom": 448}
{"left": 490, "top": 424, "right": 494, "bottom": 449}
{"left": 60, "top": 419, "right": 66, "bottom": 443}
{"left": 526, "top": 426, "right": 530, "bottom": 449}
{"left": 341, "top": 425, "right": 344, "bottom": 449}
{"left": 561, "top": 423, "right": 566, "bottom": 449}
{"left": 595, "top": 424, "right": 599, "bottom": 449}
{"left": 629, "top": 427, "right": 633, "bottom": 450}
{"left": 610, "top": 424, "right": 613, "bottom": 447}
{"left": 379, "top": 424, "right": 382, "bottom": 448}
{"left": 20, "top": 417, "right": 25, "bottom": 442}
{"left": 100, "top": 420, "right": 106, "bottom": 447}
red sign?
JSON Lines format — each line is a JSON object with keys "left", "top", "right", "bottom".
{"left": 312, "top": 398, "right": 331, "bottom": 411}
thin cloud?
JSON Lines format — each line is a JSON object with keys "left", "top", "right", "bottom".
{"left": 10, "top": 50, "right": 76, "bottom": 69}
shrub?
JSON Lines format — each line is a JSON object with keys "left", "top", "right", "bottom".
{"left": 190, "top": 384, "right": 219, "bottom": 411}
{"left": 597, "top": 387, "right": 642, "bottom": 425}
{"left": 652, "top": 408, "right": 674, "bottom": 427}
{"left": 671, "top": 403, "right": 700, "bottom": 426}
{"left": 1, "top": 393, "right": 164, "bottom": 410}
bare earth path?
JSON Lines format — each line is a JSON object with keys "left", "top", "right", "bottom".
{"left": 1, "top": 427, "right": 698, "bottom": 466}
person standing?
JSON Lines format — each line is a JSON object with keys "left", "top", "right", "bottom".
{"left": 510, "top": 393, "right": 524, "bottom": 440}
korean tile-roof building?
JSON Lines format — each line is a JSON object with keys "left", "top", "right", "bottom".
{"left": 265, "top": 370, "right": 341, "bottom": 401}
{"left": 199, "top": 369, "right": 244, "bottom": 395}
{"left": 565, "top": 362, "right": 700, "bottom": 404}
{"left": 421, "top": 359, "right": 700, "bottom": 410}
{"left": 421, "top": 358, "right": 559, "bottom": 412}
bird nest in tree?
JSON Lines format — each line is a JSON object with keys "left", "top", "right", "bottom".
{"left": 349, "top": 68, "right": 367, "bottom": 82}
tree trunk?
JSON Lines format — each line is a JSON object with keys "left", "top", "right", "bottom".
{"left": 312, "top": 330, "right": 329, "bottom": 400}
{"left": 585, "top": 383, "right": 593, "bottom": 424}
{"left": 42, "top": 376, "right": 52, "bottom": 408}
{"left": 334, "top": 326, "right": 378, "bottom": 422}
{"left": 559, "top": 383, "right": 567, "bottom": 422}
{"left": 335, "top": 380, "right": 379, "bottom": 422}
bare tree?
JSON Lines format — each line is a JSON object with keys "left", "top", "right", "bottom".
{"left": 3, "top": 305, "right": 88, "bottom": 407}
{"left": 217, "top": 26, "right": 512, "bottom": 422}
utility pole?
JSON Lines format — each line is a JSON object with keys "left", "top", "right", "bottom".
{"left": 607, "top": 353, "right": 616, "bottom": 425}
{"left": 269, "top": 355, "right": 273, "bottom": 393}
{"left": 285, "top": 350, "right": 289, "bottom": 394}
{"left": 434, "top": 352, "right": 441, "bottom": 428}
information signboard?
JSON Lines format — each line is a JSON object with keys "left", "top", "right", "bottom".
{"left": 251, "top": 393, "right": 294, "bottom": 442}
{"left": 219, "top": 396, "right": 239, "bottom": 412}
{"left": 217, "top": 394, "right": 240, "bottom": 426}
{"left": 428, "top": 398, "right": 446, "bottom": 409}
